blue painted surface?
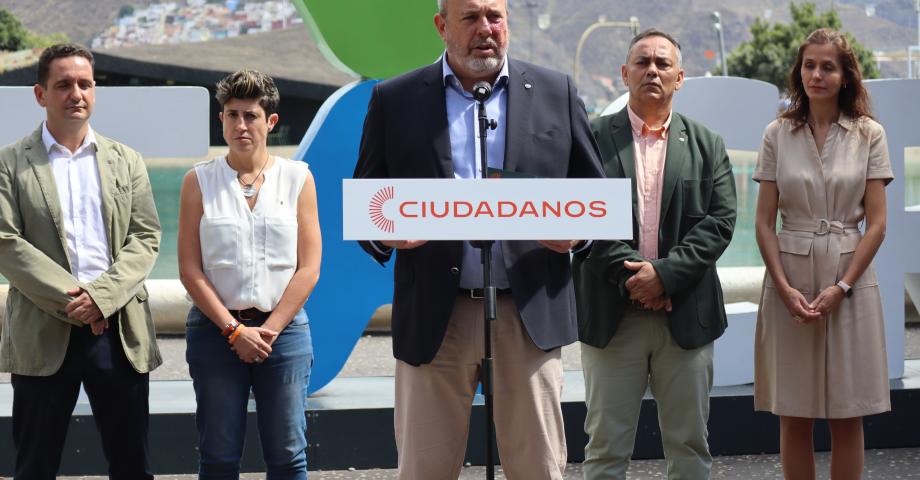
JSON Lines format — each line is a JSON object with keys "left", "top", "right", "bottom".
{"left": 294, "top": 79, "right": 390, "bottom": 394}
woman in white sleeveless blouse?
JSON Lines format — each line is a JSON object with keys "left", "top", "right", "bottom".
{"left": 178, "top": 70, "right": 321, "bottom": 479}
{"left": 753, "top": 29, "right": 891, "bottom": 480}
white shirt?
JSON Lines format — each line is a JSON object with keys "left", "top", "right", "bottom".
{"left": 42, "top": 122, "right": 111, "bottom": 283}
{"left": 195, "top": 156, "right": 309, "bottom": 311}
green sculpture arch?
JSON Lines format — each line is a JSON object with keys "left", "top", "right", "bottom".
{"left": 292, "top": 0, "right": 445, "bottom": 79}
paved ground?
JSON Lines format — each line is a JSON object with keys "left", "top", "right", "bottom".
{"left": 4, "top": 326, "right": 919, "bottom": 478}
{"left": 45, "top": 448, "right": 920, "bottom": 479}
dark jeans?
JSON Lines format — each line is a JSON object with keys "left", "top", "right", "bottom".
{"left": 11, "top": 319, "right": 153, "bottom": 480}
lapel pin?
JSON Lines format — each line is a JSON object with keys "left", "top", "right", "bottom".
{"left": 524, "top": 83, "right": 532, "bottom": 89}
{"left": 679, "top": 136, "right": 686, "bottom": 142}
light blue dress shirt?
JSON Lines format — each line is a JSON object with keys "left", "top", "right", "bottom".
{"left": 442, "top": 54, "right": 511, "bottom": 289}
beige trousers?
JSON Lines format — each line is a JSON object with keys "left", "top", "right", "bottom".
{"left": 395, "top": 294, "right": 566, "bottom": 480}
{"left": 581, "top": 309, "right": 714, "bottom": 480}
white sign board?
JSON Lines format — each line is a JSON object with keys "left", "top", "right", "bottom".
{"left": 343, "top": 178, "right": 632, "bottom": 240}
{"left": 0, "top": 87, "right": 209, "bottom": 158}
{"left": 865, "top": 79, "right": 920, "bottom": 379}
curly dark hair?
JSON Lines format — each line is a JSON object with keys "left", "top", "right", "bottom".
{"left": 781, "top": 28, "right": 873, "bottom": 125}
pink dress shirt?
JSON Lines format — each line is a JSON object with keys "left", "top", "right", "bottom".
{"left": 626, "top": 106, "right": 671, "bottom": 261}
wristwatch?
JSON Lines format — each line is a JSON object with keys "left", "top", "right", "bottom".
{"left": 836, "top": 280, "right": 853, "bottom": 298}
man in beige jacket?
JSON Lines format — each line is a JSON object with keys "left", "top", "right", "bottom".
{"left": 0, "top": 44, "right": 161, "bottom": 479}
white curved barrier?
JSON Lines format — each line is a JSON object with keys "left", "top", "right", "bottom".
{"left": 0, "top": 267, "right": 808, "bottom": 334}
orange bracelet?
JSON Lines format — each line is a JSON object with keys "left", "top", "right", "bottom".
{"left": 228, "top": 324, "right": 246, "bottom": 345}
{"left": 221, "top": 320, "right": 240, "bottom": 337}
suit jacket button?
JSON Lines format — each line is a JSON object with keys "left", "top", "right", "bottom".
{"left": 450, "top": 267, "right": 460, "bottom": 275}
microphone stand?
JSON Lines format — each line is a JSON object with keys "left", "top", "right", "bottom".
{"left": 472, "top": 84, "right": 498, "bottom": 480}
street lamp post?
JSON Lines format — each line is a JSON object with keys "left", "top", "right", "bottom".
{"left": 573, "top": 16, "right": 640, "bottom": 91}
{"left": 712, "top": 11, "right": 728, "bottom": 76}
{"left": 912, "top": 0, "right": 920, "bottom": 78}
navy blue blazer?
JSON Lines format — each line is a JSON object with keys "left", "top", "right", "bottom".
{"left": 353, "top": 58, "right": 604, "bottom": 366}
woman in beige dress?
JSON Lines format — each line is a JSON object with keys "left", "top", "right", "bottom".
{"left": 753, "top": 28, "right": 892, "bottom": 480}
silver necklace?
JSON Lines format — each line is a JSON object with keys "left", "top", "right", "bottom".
{"left": 229, "top": 156, "right": 269, "bottom": 198}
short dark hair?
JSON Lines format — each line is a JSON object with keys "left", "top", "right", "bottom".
{"left": 37, "top": 43, "right": 94, "bottom": 87}
{"left": 215, "top": 69, "right": 280, "bottom": 116}
{"left": 626, "top": 29, "right": 682, "bottom": 66}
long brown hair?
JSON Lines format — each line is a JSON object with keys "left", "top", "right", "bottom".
{"left": 781, "top": 28, "right": 873, "bottom": 124}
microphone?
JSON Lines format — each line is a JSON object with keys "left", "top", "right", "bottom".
{"left": 472, "top": 81, "right": 493, "bottom": 102}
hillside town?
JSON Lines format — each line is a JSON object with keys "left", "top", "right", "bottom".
{"left": 90, "top": 0, "right": 301, "bottom": 49}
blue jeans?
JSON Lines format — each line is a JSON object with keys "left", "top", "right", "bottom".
{"left": 186, "top": 306, "right": 313, "bottom": 480}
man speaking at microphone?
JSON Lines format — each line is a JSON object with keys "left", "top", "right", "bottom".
{"left": 353, "top": 0, "right": 603, "bottom": 478}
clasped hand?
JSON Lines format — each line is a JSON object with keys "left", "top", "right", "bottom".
{"left": 379, "top": 240, "right": 428, "bottom": 250}
{"left": 624, "top": 261, "right": 671, "bottom": 312}
{"left": 66, "top": 287, "right": 106, "bottom": 335}
{"left": 781, "top": 284, "right": 844, "bottom": 324}
{"left": 230, "top": 326, "right": 278, "bottom": 364}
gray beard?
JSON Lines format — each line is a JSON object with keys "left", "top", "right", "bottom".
{"left": 462, "top": 54, "right": 502, "bottom": 74}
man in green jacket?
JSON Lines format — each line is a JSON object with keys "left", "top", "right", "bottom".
{"left": 574, "top": 29, "right": 736, "bottom": 479}
{"left": 0, "top": 44, "right": 161, "bottom": 479}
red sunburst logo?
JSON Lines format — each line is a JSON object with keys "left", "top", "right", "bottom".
{"left": 369, "top": 186, "right": 395, "bottom": 233}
